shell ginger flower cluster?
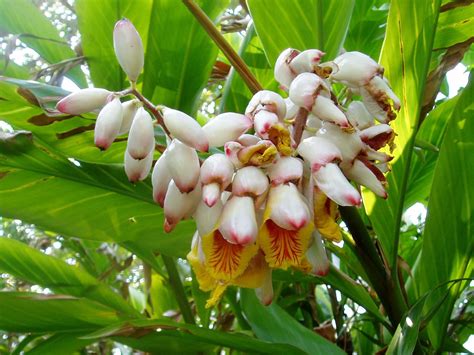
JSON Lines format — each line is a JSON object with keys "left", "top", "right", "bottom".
{"left": 55, "top": 19, "right": 400, "bottom": 308}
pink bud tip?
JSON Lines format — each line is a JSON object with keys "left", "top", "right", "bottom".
{"left": 164, "top": 219, "right": 176, "bottom": 233}
{"left": 95, "top": 138, "right": 111, "bottom": 151}
{"left": 56, "top": 100, "right": 68, "bottom": 113}
{"left": 346, "top": 194, "right": 362, "bottom": 207}
{"left": 153, "top": 193, "right": 166, "bottom": 207}
{"left": 289, "top": 218, "right": 307, "bottom": 230}
{"left": 203, "top": 196, "right": 218, "bottom": 208}
{"left": 315, "top": 267, "right": 330, "bottom": 277}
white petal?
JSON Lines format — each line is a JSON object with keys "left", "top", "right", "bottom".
{"left": 253, "top": 110, "right": 279, "bottom": 139}
{"left": 194, "top": 198, "right": 223, "bottom": 236}
{"left": 312, "top": 163, "right": 361, "bottom": 206}
{"left": 312, "top": 95, "right": 349, "bottom": 127}
{"left": 305, "top": 231, "right": 329, "bottom": 276}
{"left": 297, "top": 136, "right": 342, "bottom": 171}
{"left": 245, "top": 90, "right": 286, "bottom": 119}
{"left": 358, "top": 124, "right": 393, "bottom": 150}
{"left": 346, "top": 101, "right": 374, "bottom": 130}
{"left": 237, "top": 134, "right": 261, "bottom": 146}
{"left": 267, "top": 183, "right": 311, "bottom": 230}
{"left": 151, "top": 152, "right": 171, "bottom": 207}
{"left": 343, "top": 159, "right": 387, "bottom": 198}
{"left": 113, "top": 19, "right": 144, "bottom": 82}
{"left": 360, "top": 88, "right": 390, "bottom": 123}
{"left": 162, "top": 108, "right": 209, "bottom": 152}
{"left": 202, "top": 182, "right": 221, "bottom": 207}
{"left": 290, "top": 49, "right": 325, "bottom": 74}
{"left": 219, "top": 196, "right": 258, "bottom": 245}
{"left": 267, "top": 156, "right": 303, "bottom": 185}
{"left": 127, "top": 107, "right": 155, "bottom": 160}
{"left": 124, "top": 148, "right": 153, "bottom": 182}
{"left": 289, "top": 72, "right": 326, "bottom": 110}
{"left": 232, "top": 166, "right": 269, "bottom": 197}
{"left": 164, "top": 180, "right": 201, "bottom": 232}
{"left": 94, "top": 97, "right": 123, "bottom": 150}
{"left": 331, "top": 51, "right": 379, "bottom": 87}
{"left": 118, "top": 99, "right": 139, "bottom": 135}
{"left": 274, "top": 48, "right": 299, "bottom": 89}
{"left": 203, "top": 113, "right": 252, "bottom": 147}
{"left": 200, "top": 153, "right": 234, "bottom": 187}
{"left": 166, "top": 139, "right": 200, "bottom": 193}
{"left": 316, "top": 124, "right": 363, "bottom": 162}
{"left": 224, "top": 141, "right": 244, "bottom": 169}
{"left": 284, "top": 98, "right": 300, "bottom": 119}
{"left": 56, "top": 88, "right": 111, "bottom": 115}
{"left": 370, "top": 76, "right": 400, "bottom": 110}
{"left": 255, "top": 267, "right": 273, "bottom": 306}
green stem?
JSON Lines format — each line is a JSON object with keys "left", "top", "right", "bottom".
{"left": 340, "top": 206, "right": 407, "bottom": 329}
{"left": 182, "top": 0, "right": 263, "bottom": 93}
{"left": 162, "top": 255, "right": 195, "bottom": 324}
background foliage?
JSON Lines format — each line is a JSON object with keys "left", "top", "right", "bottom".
{"left": 0, "top": 0, "right": 472, "bottom": 353}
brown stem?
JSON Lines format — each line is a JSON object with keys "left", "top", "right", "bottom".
{"left": 182, "top": 0, "right": 263, "bottom": 94}
{"left": 292, "top": 107, "right": 309, "bottom": 145}
{"left": 131, "top": 88, "right": 171, "bottom": 136}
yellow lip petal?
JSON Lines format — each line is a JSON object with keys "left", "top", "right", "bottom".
{"left": 268, "top": 123, "right": 293, "bottom": 156}
{"left": 313, "top": 190, "right": 342, "bottom": 242}
{"left": 187, "top": 242, "right": 216, "bottom": 292}
{"left": 202, "top": 229, "right": 258, "bottom": 282}
{"left": 232, "top": 250, "right": 269, "bottom": 289}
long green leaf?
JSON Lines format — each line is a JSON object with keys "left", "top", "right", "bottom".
{"left": 412, "top": 73, "right": 474, "bottom": 350}
{"left": 0, "top": 292, "right": 120, "bottom": 333}
{"left": 26, "top": 333, "right": 94, "bottom": 355}
{"left": 0, "top": 130, "right": 194, "bottom": 258}
{"left": 434, "top": 2, "right": 474, "bottom": 49}
{"left": 241, "top": 289, "right": 345, "bottom": 354}
{"left": 142, "top": 0, "right": 228, "bottom": 114}
{"left": 75, "top": 0, "right": 152, "bottom": 90}
{"left": 362, "top": 0, "right": 442, "bottom": 267}
{"left": 247, "top": 0, "right": 354, "bottom": 65}
{"left": 0, "top": 237, "right": 138, "bottom": 316}
{"left": 0, "top": 0, "right": 86, "bottom": 87}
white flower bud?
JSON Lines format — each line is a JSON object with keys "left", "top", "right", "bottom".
{"left": 267, "top": 156, "right": 303, "bottom": 185}
{"left": 232, "top": 166, "right": 269, "bottom": 197}
{"left": 151, "top": 152, "right": 171, "bottom": 207}
{"left": 94, "top": 97, "right": 123, "bottom": 150}
{"left": 312, "top": 163, "right": 361, "bottom": 206}
{"left": 331, "top": 51, "right": 380, "bottom": 87}
{"left": 219, "top": 196, "right": 258, "bottom": 245}
{"left": 290, "top": 49, "right": 325, "bottom": 74}
{"left": 312, "top": 95, "right": 349, "bottom": 128}
{"left": 274, "top": 48, "right": 299, "bottom": 89}
{"left": 113, "top": 19, "right": 144, "bottom": 82}
{"left": 203, "top": 113, "right": 252, "bottom": 148}
{"left": 346, "top": 101, "right": 374, "bottom": 130}
{"left": 127, "top": 107, "right": 155, "bottom": 160}
{"left": 245, "top": 90, "right": 286, "bottom": 119}
{"left": 202, "top": 183, "right": 221, "bottom": 207}
{"left": 267, "top": 183, "right": 311, "bottom": 231}
{"left": 305, "top": 231, "right": 330, "bottom": 276}
{"left": 163, "top": 180, "right": 201, "bottom": 233}
{"left": 124, "top": 149, "right": 153, "bottom": 182}
{"left": 289, "top": 72, "right": 323, "bottom": 110}
{"left": 253, "top": 110, "right": 279, "bottom": 139}
{"left": 162, "top": 108, "right": 209, "bottom": 152}
{"left": 200, "top": 153, "right": 234, "bottom": 186}
{"left": 194, "top": 197, "right": 223, "bottom": 236}
{"left": 343, "top": 159, "right": 387, "bottom": 198}
{"left": 118, "top": 99, "right": 139, "bottom": 135}
{"left": 56, "top": 88, "right": 111, "bottom": 115}
{"left": 166, "top": 139, "right": 200, "bottom": 193}
{"left": 297, "top": 136, "right": 342, "bottom": 172}
{"left": 317, "top": 124, "right": 364, "bottom": 162}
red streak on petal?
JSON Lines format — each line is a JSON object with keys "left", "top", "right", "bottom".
{"left": 266, "top": 220, "right": 303, "bottom": 267}
{"left": 208, "top": 231, "right": 244, "bottom": 277}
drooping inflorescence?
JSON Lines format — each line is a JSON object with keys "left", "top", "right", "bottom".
{"left": 56, "top": 19, "right": 400, "bottom": 308}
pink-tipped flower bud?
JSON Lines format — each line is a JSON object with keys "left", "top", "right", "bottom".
{"left": 297, "top": 136, "right": 342, "bottom": 172}
{"left": 164, "top": 180, "right": 201, "bottom": 233}
{"left": 290, "top": 49, "right": 325, "bottom": 74}
{"left": 127, "top": 107, "right": 155, "bottom": 160}
{"left": 305, "top": 231, "right": 330, "bottom": 276}
{"left": 162, "top": 108, "right": 208, "bottom": 152}
{"left": 274, "top": 48, "right": 300, "bottom": 89}
{"left": 343, "top": 159, "right": 387, "bottom": 198}
{"left": 166, "top": 139, "right": 200, "bottom": 193}
{"left": 219, "top": 196, "right": 258, "bottom": 245}
{"left": 113, "top": 19, "right": 144, "bottom": 82}
{"left": 312, "top": 95, "right": 349, "bottom": 127}
{"left": 203, "top": 113, "right": 252, "bottom": 148}
{"left": 124, "top": 149, "right": 153, "bottom": 183}
{"left": 151, "top": 152, "right": 171, "bottom": 207}
{"left": 331, "top": 51, "right": 380, "bottom": 88}
{"left": 194, "top": 198, "right": 223, "bottom": 236}
{"left": 200, "top": 153, "right": 234, "bottom": 206}
{"left": 232, "top": 166, "right": 269, "bottom": 198}
{"left": 56, "top": 88, "right": 111, "bottom": 115}
{"left": 245, "top": 90, "right": 287, "bottom": 120}
{"left": 289, "top": 72, "right": 327, "bottom": 111}
{"left": 118, "top": 99, "right": 139, "bottom": 135}
{"left": 346, "top": 101, "right": 374, "bottom": 130}
{"left": 267, "top": 183, "right": 311, "bottom": 231}
{"left": 94, "top": 97, "right": 123, "bottom": 150}
{"left": 267, "top": 156, "right": 303, "bottom": 185}
{"left": 253, "top": 110, "right": 279, "bottom": 139}
{"left": 312, "top": 163, "right": 362, "bottom": 207}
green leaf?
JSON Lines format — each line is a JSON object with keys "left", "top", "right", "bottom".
{"left": 26, "top": 333, "right": 94, "bottom": 355}
{"left": 0, "top": 0, "right": 86, "bottom": 87}
{"left": 0, "top": 130, "right": 194, "bottom": 258}
{"left": 0, "top": 292, "right": 120, "bottom": 333}
{"left": 412, "top": 73, "right": 474, "bottom": 350}
{"left": 247, "top": 0, "right": 354, "bottom": 65}
{"left": 0, "top": 237, "right": 138, "bottom": 316}
{"left": 241, "top": 289, "right": 345, "bottom": 354}
{"left": 75, "top": 0, "right": 152, "bottom": 90}
{"left": 434, "top": 2, "right": 474, "bottom": 49}
{"left": 142, "top": 0, "right": 229, "bottom": 114}
{"left": 362, "top": 0, "right": 442, "bottom": 267}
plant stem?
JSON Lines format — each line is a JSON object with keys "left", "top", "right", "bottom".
{"left": 292, "top": 108, "right": 309, "bottom": 145}
{"left": 340, "top": 206, "right": 407, "bottom": 329}
{"left": 131, "top": 89, "right": 171, "bottom": 136}
{"left": 162, "top": 255, "right": 195, "bottom": 324}
{"left": 182, "top": 0, "right": 263, "bottom": 93}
